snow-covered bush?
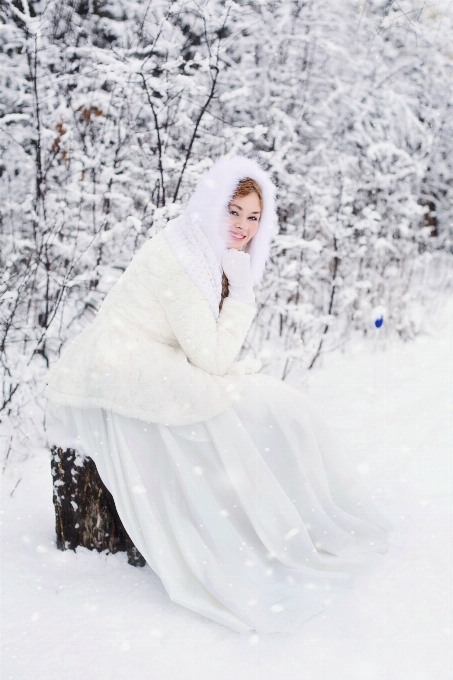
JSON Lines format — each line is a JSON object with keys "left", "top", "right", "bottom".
{"left": 220, "top": 0, "right": 453, "bottom": 375}
{"left": 1, "top": 0, "right": 452, "bottom": 458}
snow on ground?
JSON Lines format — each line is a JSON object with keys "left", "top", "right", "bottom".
{"left": 1, "top": 300, "right": 452, "bottom": 680}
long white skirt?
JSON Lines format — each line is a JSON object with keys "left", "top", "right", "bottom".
{"left": 47, "top": 373, "right": 390, "bottom": 633}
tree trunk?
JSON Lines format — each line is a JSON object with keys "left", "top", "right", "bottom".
{"left": 50, "top": 446, "right": 146, "bottom": 567}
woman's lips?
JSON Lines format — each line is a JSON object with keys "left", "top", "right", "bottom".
{"left": 230, "top": 231, "right": 246, "bottom": 241}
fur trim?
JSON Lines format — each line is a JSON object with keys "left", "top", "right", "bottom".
{"left": 187, "top": 155, "right": 277, "bottom": 284}
{"left": 163, "top": 156, "right": 277, "bottom": 310}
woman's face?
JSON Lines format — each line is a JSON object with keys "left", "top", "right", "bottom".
{"left": 227, "top": 192, "right": 261, "bottom": 250}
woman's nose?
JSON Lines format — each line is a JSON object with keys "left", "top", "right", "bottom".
{"left": 230, "top": 214, "right": 247, "bottom": 232}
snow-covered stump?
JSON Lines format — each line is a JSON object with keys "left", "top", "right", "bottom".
{"left": 50, "top": 446, "right": 146, "bottom": 568}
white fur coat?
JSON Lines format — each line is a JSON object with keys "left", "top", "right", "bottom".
{"left": 45, "top": 156, "right": 276, "bottom": 426}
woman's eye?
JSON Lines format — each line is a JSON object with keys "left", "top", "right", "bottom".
{"left": 229, "top": 210, "right": 238, "bottom": 216}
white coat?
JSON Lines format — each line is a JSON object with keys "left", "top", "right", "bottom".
{"left": 44, "top": 156, "right": 277, "bottom": 426}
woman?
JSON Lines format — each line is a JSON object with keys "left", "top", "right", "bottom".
{"left": 45, "top": 155, "right": 390, "bottom": 634}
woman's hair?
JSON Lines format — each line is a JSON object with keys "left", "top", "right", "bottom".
{"left": 231, "top": 177, "right": 263, "bottom": 210}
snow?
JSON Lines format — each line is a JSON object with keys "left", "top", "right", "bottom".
{"left": 1, "top": 299, "right": 452, "bottom": 680}
{"left": 3, "top": 0, "right": 453, "bottom": 443}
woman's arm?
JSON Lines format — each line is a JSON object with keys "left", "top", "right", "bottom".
{"left": 158, "top": 273, "right": 256, "bottom": 376}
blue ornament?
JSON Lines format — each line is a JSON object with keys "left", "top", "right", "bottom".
{"left": 374, "top": 316, "right": 384, "bottom": 329}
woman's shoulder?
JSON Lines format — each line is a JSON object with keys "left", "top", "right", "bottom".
{"left": 135, "top": 229, "right": 168, "bottom": 260}
{"left": 113, "top": 229, "right": 193, "bottom": 304}
{"left": 111, "top": 231, "right": 177, "bottom": 290}
{"left": 99, "top": 231, "right": 174, "bottom": 305}
{"left": 132, "top": 229, "right": 179, "bottom": 272}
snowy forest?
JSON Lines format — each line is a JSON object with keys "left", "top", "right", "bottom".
{"left": 1, "top": 0, "right": 453, "bottom": 457}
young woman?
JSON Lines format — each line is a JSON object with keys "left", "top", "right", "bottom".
{"left": 45, "top": 156, "right": 390, "bottom": 634}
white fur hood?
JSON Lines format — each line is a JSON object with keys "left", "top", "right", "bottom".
{"left": 163, "top": 156, "right": 277, "bottom": 317}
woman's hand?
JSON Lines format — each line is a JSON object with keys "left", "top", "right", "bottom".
{"left": 221, "top": 249, "right": 255, "bottom": 305}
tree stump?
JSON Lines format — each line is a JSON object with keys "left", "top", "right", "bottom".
{"left": 50, "top": 446, "right": 146, "bottom": 567}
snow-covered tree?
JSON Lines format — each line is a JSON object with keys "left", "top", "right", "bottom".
{"left": 1, "top": 0, "right": 452, "bottom": 457}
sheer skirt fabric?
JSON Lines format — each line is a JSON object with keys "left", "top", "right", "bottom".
{"left": 46, "top": 373, "right": 389, "bottom": 633}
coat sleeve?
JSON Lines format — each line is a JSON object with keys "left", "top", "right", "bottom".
{"left": 158, "top": 272, "right": 256, "bottom": 377}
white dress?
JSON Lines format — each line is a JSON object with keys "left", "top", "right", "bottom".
{"left": 48, "top": 371, "right": 390, "bottom": 634}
